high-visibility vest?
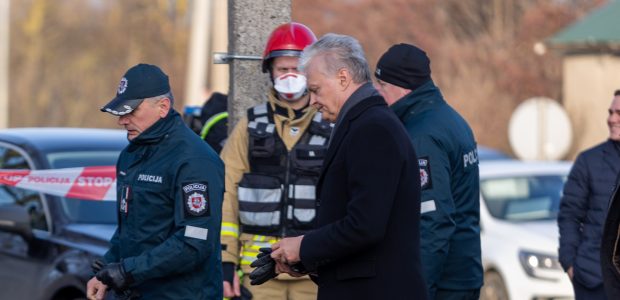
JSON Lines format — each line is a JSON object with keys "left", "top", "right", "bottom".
{"left": 238, "top": 102, "right": 332, "bottom": 237}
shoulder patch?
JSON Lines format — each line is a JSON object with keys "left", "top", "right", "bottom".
{"left": 418, "top": 157, "right": 432, "bottom": 190}
{"left": 182, "top": 182, "right": 210, "bottom": 217}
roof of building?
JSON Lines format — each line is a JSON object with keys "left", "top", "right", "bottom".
{"left": 548, "top": 1, "right": 620, "bottom": 48}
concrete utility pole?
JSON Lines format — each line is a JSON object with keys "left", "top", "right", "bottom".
{"left": 227, "top": 0, "right": 291, "bottom": 127}
{"left": 0, "top": 0, "right": 9, "bottom": 129}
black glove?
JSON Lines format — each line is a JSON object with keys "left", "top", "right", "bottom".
{"left": 249, "top": 248, "right": 277, "bottom": 285}
{"left": 95, "top": 262, "right": 134, "bottom": 292}
{"left": 251, "top": 248, "right": 273, "bottom": 268}
{"left": 91, "top": 259, "right": 105, "bottom": 276}
{"left": 255, "top": 247, "right": 272, "bottom": 260}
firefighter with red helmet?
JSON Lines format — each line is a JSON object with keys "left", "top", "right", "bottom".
{"left": 220, "top": 22, "right": 331, "bottom": 299}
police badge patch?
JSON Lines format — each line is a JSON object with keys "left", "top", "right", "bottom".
{"left": 182, "top": 182, "right": 210, "bottom": 217}
{"left": 117, "top": 77, "right": 128, "bottom": 94}
{"left": 418, "top": 157, "right": 432, "bottom": 190}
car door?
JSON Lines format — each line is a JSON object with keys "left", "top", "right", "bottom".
{"left": 0, "top": 143, "right": 49, "bottom": 300}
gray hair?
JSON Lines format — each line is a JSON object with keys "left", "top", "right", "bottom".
{"left": 145, "top": 92, "right": 174, "bottom": 106}
{"left": 299, "top": 33, "right": 371, "bottom": 84}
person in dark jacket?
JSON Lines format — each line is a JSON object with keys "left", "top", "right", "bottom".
{"left": 86, "top": 63, "right": 224, "bottom": 300}
{"left": 199, "top": 92, "right": 228, "bottom": 154}
{"left": 182, "top": 92, "right": 228, "bottom": 154}
{"left": 602, "top": 177, "right": 620, "bottom": 299}
{"left": 373, "top": 43, "right": 482, "bottom": 300}
{"left": 559, "top": 90, "right": 620, "bottom": 300}
{"left": 269, "top": 34, "right": 428, "bottom": 300}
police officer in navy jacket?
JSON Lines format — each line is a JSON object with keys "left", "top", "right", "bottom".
{"left": 374, "top": 43, "right": 482, "bottom": 300}
{"left": 87, "top": 64, "right": 224, "bottom": 300}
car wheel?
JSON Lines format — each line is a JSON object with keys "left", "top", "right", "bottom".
{"left": 481, "top": 271, "right": 509, "bottom": 300}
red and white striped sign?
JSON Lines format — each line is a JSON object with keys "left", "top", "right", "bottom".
{"left": 0, "top": 166, "right": 117, "bottom": 201}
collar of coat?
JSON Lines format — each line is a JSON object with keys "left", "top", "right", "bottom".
{"left": 318, "top": 95, "right": 387, "bottom": 186}
{"left": 602, "top": 139, "right": 620, "bottom": 173}
{"left": 390, "top": 79, "right": 446, "bottom": 122}
{"left": 129, "top": 109, "right": 179, "bottom": 146}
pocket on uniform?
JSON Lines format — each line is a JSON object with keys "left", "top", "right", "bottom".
{"left": 292, "top": 145, "right": 327, "bottom": 176}
{"left": 238, "top": 173, "right": 282, "bottom": 227}
{"left": 289, "top": 176, "right": 317, "bottom": 229}
{"left": 248, "top": 122, "right": 276, "bottom": 158}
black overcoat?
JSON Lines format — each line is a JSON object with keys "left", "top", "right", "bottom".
{"left": 299, "top": 96, "right": 428, "bottom": 300}
{"left": 601, "top": 177, "right": 620, "bottom": 299}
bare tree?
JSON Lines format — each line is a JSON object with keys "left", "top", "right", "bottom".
{"left": 7, "top": 0, "right": 604, "bottom": 155}
{"left": 293, "top": 0, "right": 604, "bottom": 154}
{"left": 10, "top": 0, "right": 191, "bottom": 128}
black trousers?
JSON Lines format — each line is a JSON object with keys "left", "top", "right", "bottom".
{"left": 572, "top": 280, "right": 607, "bottom": 300}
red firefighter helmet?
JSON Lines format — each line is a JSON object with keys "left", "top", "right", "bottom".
{"left": 262, "top": 22, "right": 317, "bottom": 73}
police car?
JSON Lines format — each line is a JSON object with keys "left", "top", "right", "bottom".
{"left": 0, "top": 128, "right": 126, "bottom": 300}
{"left": 479, "top": 160, "right": 574, "bottom": 300}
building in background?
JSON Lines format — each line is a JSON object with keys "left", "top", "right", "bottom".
{"left": 548, "top": 0, "right": 620, "bottom": 157}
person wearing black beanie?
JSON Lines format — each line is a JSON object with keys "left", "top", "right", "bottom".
{"left": 375, "top": 43, "right": 431, "bottom": 92}
{"left": 375, "top": 43, "right": 483, "bottom": 300}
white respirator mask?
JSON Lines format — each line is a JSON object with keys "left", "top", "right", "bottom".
{"left": 274, "top": 73, "right": 307, "bottom": 101}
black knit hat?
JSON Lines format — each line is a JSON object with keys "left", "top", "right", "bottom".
{"left": 101, "top": 64, "right": 170, "bottom": 116}
{"left": 375, "top": 43, "right": 431, "bottom": 90}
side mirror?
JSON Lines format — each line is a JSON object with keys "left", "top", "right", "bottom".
{"left": 0, "top": 204, "right": 34, "bottom": 242}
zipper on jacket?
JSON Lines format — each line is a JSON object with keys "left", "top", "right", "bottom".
{"left": 280, "top": 118, "right": 291, "bottom": 238}
{"left": 281, "top": 152, "right": 292, "bottom": 238}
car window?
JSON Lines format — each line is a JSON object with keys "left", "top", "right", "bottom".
{"left": 47, "top": 151, "right": 120, "bottom": 169}
{"left": 481, "top": 174, "right": 566, "bottom": 222}
{"left": 477, "top": 146, "right": 511, "bottom": 161}
{"left": 47, "top": 151, "right": 120, "bottom": 224}
{"left": 0, "top": 146, "right": 48, "bottom": 230}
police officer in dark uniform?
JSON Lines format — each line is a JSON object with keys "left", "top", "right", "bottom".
{"left": 86, "top": 63, "right": 224, "bottom": 300}
{"left": 375, "top": 44, "right": 483, "bottom": 300}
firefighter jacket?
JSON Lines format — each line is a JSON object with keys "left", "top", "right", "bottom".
{"left": 220, "top": 92, "right": 332, "bottom": 275}
{"left": 390, "top": 80, "right": 483, "bottom": 296}
{"left": 103, "top": 109, "right": 224, "bottom": 299}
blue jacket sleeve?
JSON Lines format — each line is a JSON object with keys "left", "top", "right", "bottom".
{"left": 411, "top": 135, "right": 456, "bottom": 293}
{"left": 104, "top": 159, "right": 123, "bottom": 264}
{"left": 103, "top": 227, "right": 120, "bottom": 263}
{"left": 122, "top": 157, "right": 224, "bottom": 283}
{"left": 558, "top": 153, "right": 589, "bottom": 271}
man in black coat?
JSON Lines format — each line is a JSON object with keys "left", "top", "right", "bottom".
{"left": 269, "top": 33, "right": 428, "bottom": 300}
{"left": 559, "top": 89, "right": 620, "bottom": 300}
{"left": 602, "top": 179, "right": 620, "bottom": 299}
